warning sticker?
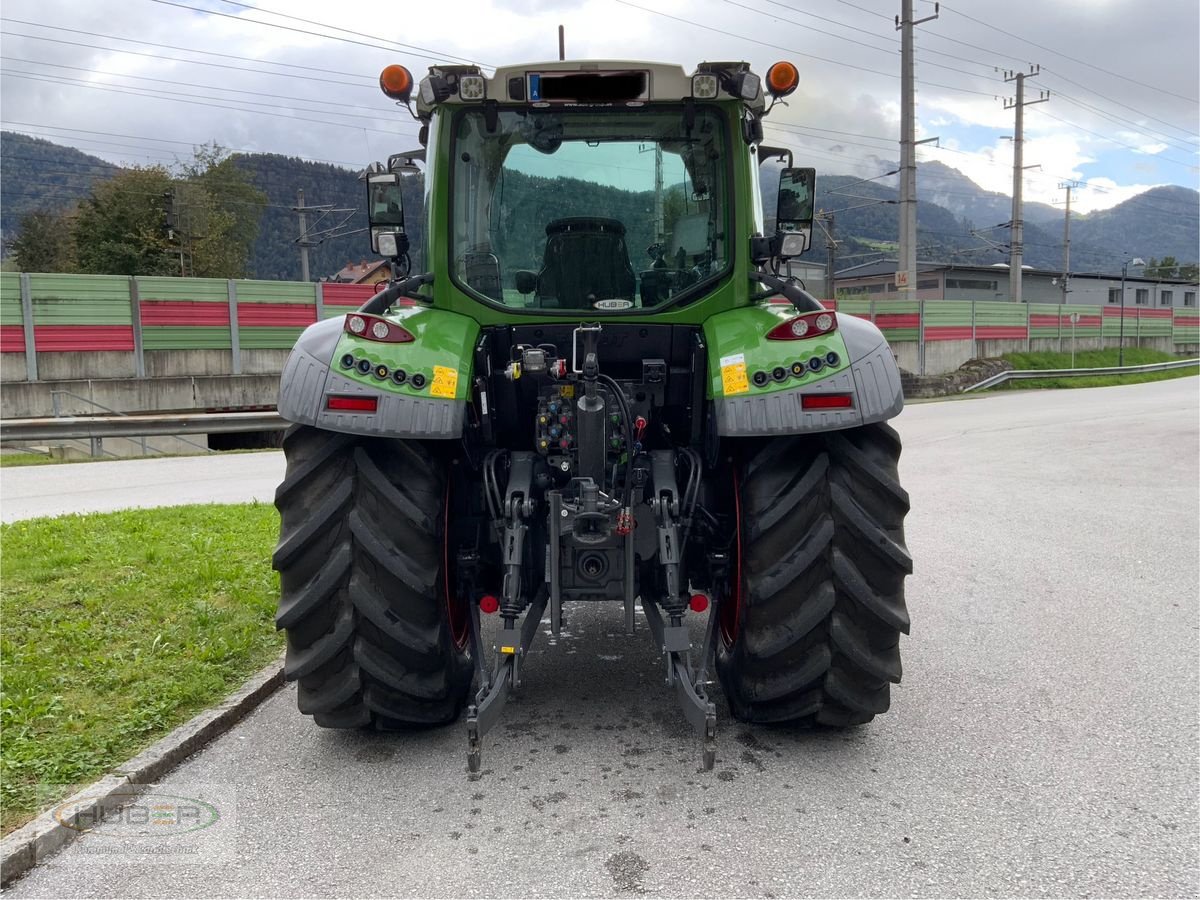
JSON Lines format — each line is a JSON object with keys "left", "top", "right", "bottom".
{"left": 430, "top": 365, "right": 459, "bottom": 399}
{"left": 720, "top": 353, "right": 750, "bottom": 396}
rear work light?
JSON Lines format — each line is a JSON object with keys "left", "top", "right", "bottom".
{"left": 327, "top": 395, "right": 378, "bottom": 413}
{"left": 802, "top": 393, "right": 853, "bottom": 410}
{"left": 766, "top": 311, "right": 837, "bottom": 341}
{"left": 344, "top": 313, "right": 414, "bottom": 343}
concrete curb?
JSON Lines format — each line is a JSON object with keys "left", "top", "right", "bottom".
{"left": 0, "top": 651, "right": 285, "bottom": 886}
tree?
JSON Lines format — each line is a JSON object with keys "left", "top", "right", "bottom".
{"left": 179, "top": 144, "right": 266, "bottom": 278}
{"left": 72, "top": 166, "right": 177, "bottom": 276}
{"left": 7, "top": 210, "right": 76, "bottom": 273}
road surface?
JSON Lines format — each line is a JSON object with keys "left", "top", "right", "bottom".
{"left": 6, "top": 379, "right": 1199, "bottom": 897}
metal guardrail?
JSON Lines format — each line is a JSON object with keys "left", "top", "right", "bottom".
{"left": 964, "top": 358, "right": 1200, "bottom": 392}
{"left": 0, "top": 411, "right": 286, "bottom": 442}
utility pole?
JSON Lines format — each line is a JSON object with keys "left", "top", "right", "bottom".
{"left": 293, "top": 189, "right": 312, "bottom": 282}
{"left": 558, "top": 25, "right": 565, "bottom": 61}
{"left": 654, "top": 145, "right": 664, "bottom": 245}
{"left": 1058, "top": 180, "right": 1081, "bottom": 303}
{"left": 821, "top": 212, "right": 837, "bottom": 300}
{"left": 1003, "top": 66, "right": 1049, "bottom": 304}
{"left": 895, "top": 0, "right": 939, "bottom": 297}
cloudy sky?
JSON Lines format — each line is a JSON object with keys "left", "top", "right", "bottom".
{"left": 1, "top": 0, "right": 1196, "bottom": 213}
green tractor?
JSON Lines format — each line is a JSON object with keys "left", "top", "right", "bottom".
{"left": 273, "top": 58, "right": 911, "bottom": 771}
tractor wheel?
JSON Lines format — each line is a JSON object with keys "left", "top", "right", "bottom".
{"left": 716, "top": 423, "right": 912, "bottom": 726}
{"left": 272, "top": 425, "right": 473, "bottom": 729}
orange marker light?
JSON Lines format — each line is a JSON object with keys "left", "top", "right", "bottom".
{"left": 379, "top": 65, "right": 413, "bottom": 102}
{"left": 766, "top": 61, "right": 799, "bottom": 98}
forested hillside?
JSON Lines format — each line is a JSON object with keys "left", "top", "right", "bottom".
{"left": 3, "top": 131, "right": 1196, "bottom": 280}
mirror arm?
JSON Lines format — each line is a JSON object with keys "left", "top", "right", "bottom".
{"left": 748, "top": 270, "right": 824, "bottom": 314}
{"left": 359, "top": 272, "right": 434, "bottom": 316}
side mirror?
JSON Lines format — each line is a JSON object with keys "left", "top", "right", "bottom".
{"left": 366, "top": 171, "right": 407, "bottom": 258}
{"left": 514, "top": 270, "right": 538, "bottom": 295}
{"left": 775, "top": 166, "right": 815, "bottom": 258}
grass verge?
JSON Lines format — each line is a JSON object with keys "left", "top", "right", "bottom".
{"left": 0, "top": 453, "right": 62, "bottom": 467}
{"left": 0, "top": 503, "right": 283, "bottom": 834}
{"left": 998, "top": 347, "right": 1198, "bottom": 390}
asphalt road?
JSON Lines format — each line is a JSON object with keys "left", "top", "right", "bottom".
{"left": 0, "top": 452, "right": 285, "bottom": 522}
{"left": 7, "top": 379, "right": 1199, "bottom": 898}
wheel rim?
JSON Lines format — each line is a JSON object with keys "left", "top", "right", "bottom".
{"left": 720, "top": 467, "right": 743, "bottom": 647}
{"left": 443, "top": 477, "right": 470, "bottom": 651}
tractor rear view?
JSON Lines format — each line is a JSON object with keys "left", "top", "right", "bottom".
{"left": 272, "top": 57, "right": 911, "bottom": 770}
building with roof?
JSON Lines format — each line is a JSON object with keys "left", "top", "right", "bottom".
{"left": 834, "top": 260, "right": 1198, "bottom": 309}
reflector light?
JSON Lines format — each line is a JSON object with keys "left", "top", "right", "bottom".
{"left": 344, "top": 313, "right": 414, "bottom": 343}
{"left": 689, "top": 593, "right": 709, "bottom": 613}
{"left": 379, "top": 65, "right": 413, "bottom": 102}
{"left": 802, "top": 394, "right": 853, "bottom": 410}
{"left": 479, "top": 594, "right": 500, "bottom": 614}
{"left": 327, "top": 395, "right": 378, "bottom": 412}
{"left": 766, "top": 311, "right": 839, "bottom": 340}
{"left": 766, "top": 61, "right": 799, "bottom": 98}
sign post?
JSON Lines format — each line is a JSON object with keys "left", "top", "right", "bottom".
{"left": 1069, "top": 311, "right": 1080, "bottom": 368}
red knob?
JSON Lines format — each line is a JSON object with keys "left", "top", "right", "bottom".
{"left": 688, "top": 593, "right": 709, "bottom": 613}
{"left": 479, "top": 594, "right": 500, "bottom": 614}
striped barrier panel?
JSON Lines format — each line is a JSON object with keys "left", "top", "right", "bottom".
{"left": 321, "top": 282, "right": 379, "bottom": 319}
{"left": 1174, "top": 308, "right": 1199, "bottom": 344}
{"left": 922, "top": 300, "right": 973, "bottom": 341}
{"left": 1100, "top": 305, "right": 1174, "bottom": 338}
{"left": 233, "top": 279, "right": 317, "bottom": 350}
{"left": 137, "top": 276, "right": 232, "bottom": 351}
{"left": 29, "top": 274, "right": 134, "bottom": 351}
{"left": 0, "top": 273, "right": 22, "bottom": 353}
{"left": 972, "top": 300, "right": 1027, "bottom": 341}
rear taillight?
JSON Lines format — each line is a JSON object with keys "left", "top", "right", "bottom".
{"left": 802, "top": 393, "right": 853, "bottom": 410}
{"left": 344, "top": 313, "right": 414, "bottom": 343}
{"left": 327, "top": 395, "right": 378, "bottom": 412}
{"left": 766, "top": 311, "right": 837, "bottom": 341}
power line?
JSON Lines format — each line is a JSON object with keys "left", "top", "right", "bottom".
{"left": 2, "top": 122, "right": 381, "bottom": 168}
{"left": 145, "top": 0, "right": 486, "bottom": 68}
{"left": 612, "top": 0, "right": 996, "bottom": 96}
{"left": 1, "top": 71, "right": 421, "bottom": 136}
{"left": 939, "top": 2, "right": 1199, "bottom": 103}
{"left": 0, "top": 18, "right": 376, "bottom": 84}
{"left": 0, "top": 57, "right": 396, "bottom": 114}
{"left": 212, "top": 0, "right": 486, "bottom": 68}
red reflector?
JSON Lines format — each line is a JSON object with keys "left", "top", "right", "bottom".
{"left": 326, "top": 395, "right": 378, "bottom": 412}
{"left": 689, "top": 593, "right": 709, "bottom": 613}
{"left": 479, "top": 594, "right": 500, "bottom": 614}
{"left": 802, "top": 393, "right": 853, "bottom": 410}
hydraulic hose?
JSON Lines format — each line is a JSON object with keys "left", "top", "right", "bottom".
{"left": 596, "top": 373, "right": 634, "bottom": 509}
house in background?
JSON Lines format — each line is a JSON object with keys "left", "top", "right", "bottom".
{"left": 326, "top": 259, "right": 390, "bottom": 285}
{"left": 834, "top": 260, "right": 1198, "bottom": 308}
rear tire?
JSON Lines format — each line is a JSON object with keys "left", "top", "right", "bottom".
{"left": 272, "top": 425, "right": 472, "bottom": 729}
{"left": 716, "top": 423, "right": 912, "bottom": 725}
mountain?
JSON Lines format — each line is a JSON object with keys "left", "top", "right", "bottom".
{"left": 0, "top": 133, "right": 115, "bottom": 242}
{"left": 918, "top": 160, "right": 1061, "bottom": 229}
{"left": 2, "top": 131, "right": 1196, "bottom": 279}
{"left": 1072, "top": 186, "right": 1200, "bottom": 268}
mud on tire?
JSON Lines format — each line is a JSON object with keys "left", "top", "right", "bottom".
{"left": 716, "top": 423, "right": 912, "bottom": 726}
{"left": 272, "top": 425, "right": 472, "bottom": 729}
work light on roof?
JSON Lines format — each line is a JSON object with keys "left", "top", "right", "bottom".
{"left": 458, "top": 74, "right": 486, "bottom": 101}
{"left": 691, "top": 73, "right": 719, "bottom": 99}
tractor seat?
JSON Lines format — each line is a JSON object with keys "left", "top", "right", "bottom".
{"left": 536, "top": 217, "right": 636, "bottom": 309}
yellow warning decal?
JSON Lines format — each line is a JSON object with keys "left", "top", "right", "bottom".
{"left": 559, "top": 384, "right": 575, "bottom": 399}
{"left": 720, "top": 353, "right": 750, "bottom": 396}
{"left": 430, "top": 365, "right": 459, "bottom": 399}
{"left": 500, "top": 645, "right": 516, "bottom": 655}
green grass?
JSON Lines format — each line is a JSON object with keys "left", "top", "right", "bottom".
{"left": 998, "top": 347, "right": 1198, "bottom": 390}
{"left": 0, "top": 453, "right": 62, "bottom": 467}
{"left": 0, "top": 504, "right": 283, "bottom": 833}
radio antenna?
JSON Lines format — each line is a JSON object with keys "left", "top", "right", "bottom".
{"left": 558, "top": 25, "right": 565, "bottom": 60}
